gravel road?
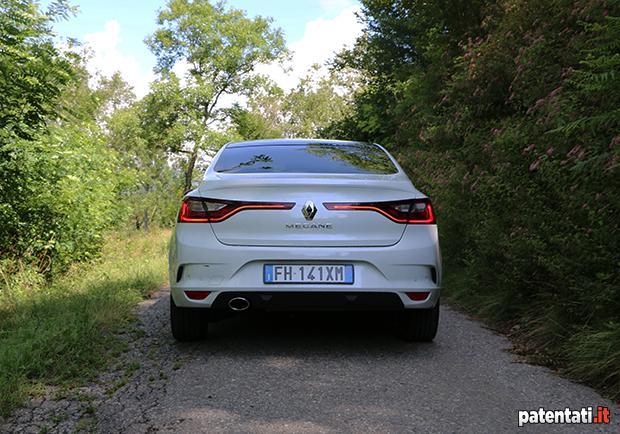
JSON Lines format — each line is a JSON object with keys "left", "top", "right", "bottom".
{"left": 2, "top": 288, "right": 618, "bottom": 433}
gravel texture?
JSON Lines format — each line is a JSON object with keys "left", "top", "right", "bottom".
{"left": 1, "top": 288, "right": 618, "bottom": 433}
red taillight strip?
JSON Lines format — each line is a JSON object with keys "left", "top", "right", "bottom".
{"left": 324, "top": 203, "right": 409, "bottom": 223}
{"left": 323, "top": 200, "right": 435, "bottom": 224}
{"left": 178, "top": 198, "right": 295, "bottom": 223}
{"left": 208, "top": 203, "right": 295, "bottom": 222}
{"left": 409, "top": 201, "right": 434, "bottom": 224}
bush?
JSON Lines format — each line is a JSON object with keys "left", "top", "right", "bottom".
{"left": 0, "top": 1, "right": 138, "bottom": 273}
{"left": 333, "top": 0, "right": 620, "bottom": 398}
{"left": 0, "top": 123, "right": 129, "bottom": 273}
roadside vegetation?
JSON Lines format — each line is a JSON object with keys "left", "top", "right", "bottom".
{"left": 0, "top": 229, "right": 169, "bottom": 417}
{"left": 318, "top": 0, "right": 620, "bottom": 399}
{"left": 1, "top": 2, "right": 178, "bottom": 414}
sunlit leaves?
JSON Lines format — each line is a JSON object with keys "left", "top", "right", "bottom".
{"left": 0, "top": 1, "right": 132, "bottom": 273}
{"left": 145, "top": 0, "right": 288, "bottom": 190}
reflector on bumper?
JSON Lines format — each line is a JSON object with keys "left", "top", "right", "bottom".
{"left": 185, "top": 291, "right": 211, "bottom": 300}
{"left": 406, "top": 291, "right": 430, "bottom": 301}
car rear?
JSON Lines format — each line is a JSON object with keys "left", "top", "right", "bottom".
{"left": 169, "top": 139, "right": 441, "bottom": 341}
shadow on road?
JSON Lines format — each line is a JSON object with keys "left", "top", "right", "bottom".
{"left": 173, "top": 306, "right": 439, "bottom": 359}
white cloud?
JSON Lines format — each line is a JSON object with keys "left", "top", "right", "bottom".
{"left": 80, "top": 4, "right": 363, "bottom": 103}
{"left": 83, "top": 21, "right": 154, "bottom": 98}
{"left": 257, "top": 4, "right": 362, "bottom": 91}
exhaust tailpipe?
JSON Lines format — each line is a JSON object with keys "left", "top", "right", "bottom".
{"left": 228, "top": 297, "right": 250, "bottom": 312}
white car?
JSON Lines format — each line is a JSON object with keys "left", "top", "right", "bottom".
{"left": 169, "top": 139, "right": 441, "bottom": 341}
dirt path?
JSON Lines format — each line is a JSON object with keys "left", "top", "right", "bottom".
{"left": 2, "top": 288, "right": 618, "bottom": 433}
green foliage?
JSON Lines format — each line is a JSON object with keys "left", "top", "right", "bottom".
{"left": 335, "top": 0, "right": 620, "bottom": 399}
{"left": 0, "top": 229, "right": 170, "bottom": 417}
{"left": 326, "top": 0, "right": 489, "bottom": 144}
{"left": 0, "top": 123, "right": 126, "bottom": 272}
{"left": 0, "top": 0, "right": 75, "bottom": 141}
{"left": 139, "top": 74, "right": 188, "bottom": 154}
{"left": 107, "top": 99, "right": 184, "bottom": 228}
{"left": 0, "top": 2, "right": 179, "bottom": 417}
{"left": 0, "top": 0, "right": 132, "bottom": 273}
{"left": 229, "top": 66, "right": 356, "bottom": 140}
{"left": 285, "top": 66, "right": 354, "bottom": 138}
{"left": 148, "top": 0, "right": 286, "bottom": 84}
{"left": 146, "top": 0, "right": 288, "bottom": 190}
{"left": 228, "top": 102, "right": 284, "bottom": 140}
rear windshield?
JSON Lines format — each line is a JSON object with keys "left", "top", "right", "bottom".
{"left": 213, "top": 143, "right": 398, "bottom": 174}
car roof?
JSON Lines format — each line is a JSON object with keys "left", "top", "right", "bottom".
{"left": 225, "top": 138, "right": 373, "bottom": 148}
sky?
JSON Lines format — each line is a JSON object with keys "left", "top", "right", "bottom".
{"left": 44, "top": 0, "right": 363, "bottom": 98}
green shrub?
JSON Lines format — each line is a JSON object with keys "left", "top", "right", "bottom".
{"left": 0, "top": 123, "right": 130, "bottom": 273}
{"left": 333, "top": 0, "right": 620, "bottom": 399}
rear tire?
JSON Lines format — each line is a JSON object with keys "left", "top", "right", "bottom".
{"left": 399, "top": 301, "right": 439, "bottom": 342}
{"left": 170, "top": 295, "right": 209, "bottom": 342}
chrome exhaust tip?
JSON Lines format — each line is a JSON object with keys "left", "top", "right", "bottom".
{"left": 228, "top": 297, "right": 250, "bottom": 311}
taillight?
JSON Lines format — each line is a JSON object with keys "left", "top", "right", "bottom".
{"left": 323, "top": 199, "right": 435, "bottom": 224}
{"left": 178, "top": 197, "right": 295, "bottom": 223}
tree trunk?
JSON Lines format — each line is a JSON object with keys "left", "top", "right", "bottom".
{"left": 184, "top": 147, "right": 198, "bottom": 193}
{"left": 143, "top": 208, "right": 149, "bottom": 232}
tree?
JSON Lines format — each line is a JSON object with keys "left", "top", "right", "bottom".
{"left": 93, "top": 72, "right": 136, "bottom": 121}
{"left": 0, "top": 0, "right": 74, "bottom": 266}
{"left": 227, "top": 102, "right": 284, "bottom": 140}
{"left": 283, "top": 65, "right": 354, "bottom": 138}
{"left": 0, "top": 1, "right": 136, "bottom": 271}
{"left": 332, "top": 0, "right": 620, "bottom": 399}
{"left": 0, "top": 0, "right": 75, "bottom": 141}
{"left": 146, "top": 0, "right": 287, "bottom": 191}
{"left": 228, "top": 67, "right": 356, "bottom": 140}
{"left": 330, "top": 0, "right": 490, "bottom": 144}
{"left": 107, "top": 99, "right": 184, "bottom": 229}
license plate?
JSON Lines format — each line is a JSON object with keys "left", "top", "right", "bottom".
{"left": 264, "top": 264, "right": 354, "bottom": 284}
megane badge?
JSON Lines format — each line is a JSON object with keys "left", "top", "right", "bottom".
{"left": 302, "top": 201, "right": 317, "bottom": 221}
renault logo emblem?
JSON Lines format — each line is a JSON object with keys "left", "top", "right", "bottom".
{"left": 302, "top": 201, "right": 317, "bottom": 221}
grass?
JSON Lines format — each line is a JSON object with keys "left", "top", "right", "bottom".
{"left": 443, "top": 265, "right": 620, "bottom": 402}
{"left": 0, "top": 229, "right": 170, "bottom": 418}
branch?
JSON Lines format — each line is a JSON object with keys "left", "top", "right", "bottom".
{"left": 205, "top": 75, "right": 234, "bottom": 120}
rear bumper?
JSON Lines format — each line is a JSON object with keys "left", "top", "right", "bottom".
{"left": 169, "top": 223, "right": 441, "bottom": 310}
